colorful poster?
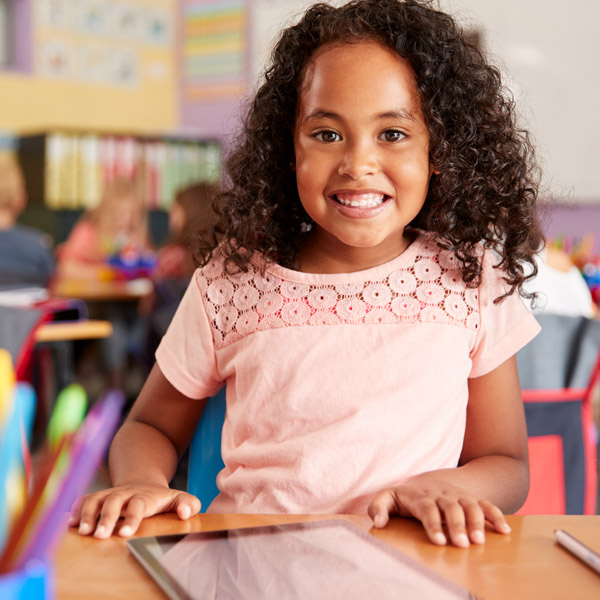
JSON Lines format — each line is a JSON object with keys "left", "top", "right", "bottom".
{"left": 182, "top": 0, "right": 247, "bottom": 101}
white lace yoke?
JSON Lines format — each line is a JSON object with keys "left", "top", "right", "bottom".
{"left": 197, "top": 234, "right": 481, "bottom": 349}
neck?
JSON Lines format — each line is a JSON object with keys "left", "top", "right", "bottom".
{"left": 0, "top": 211, "right": 16, "bottom": 229}
{"left": 298, "top": 230, "right": 414, "bottom": 274}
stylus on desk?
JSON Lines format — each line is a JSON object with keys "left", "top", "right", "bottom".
{"left": 554, "top": 529, "right": 600, "bottom": 575}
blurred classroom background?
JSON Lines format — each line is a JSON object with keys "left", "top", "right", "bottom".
{"left": 2, "top": 0, "right": 600, "bottom": 256}
{"left": 0, "top": 0, "right": 599, "bottom": 506}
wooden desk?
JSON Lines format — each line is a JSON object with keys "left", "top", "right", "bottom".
{"left": 35, "top": 320, "right": 113, "bottom": 342}
{"left": 53, "top": 278, "right": 153, "bottom": 302}
{"left": 56, "top": 514, "right": 600, "bottom": 599}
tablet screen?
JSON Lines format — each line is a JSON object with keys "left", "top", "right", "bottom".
{"left": 127, "top": 519, "right": 477, "bottom": 600}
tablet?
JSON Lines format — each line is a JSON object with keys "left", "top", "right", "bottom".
{"left": 127, "top": 519, "right": 478, "bottom": 599}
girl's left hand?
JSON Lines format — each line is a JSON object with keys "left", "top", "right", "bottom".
{"left": 367, "top": 476, "right": 511, "bottom": 548}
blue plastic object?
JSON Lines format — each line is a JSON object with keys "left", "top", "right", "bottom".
{"left": 0, "top": 558, "right": 52, "bottom": 599}
{"left": 186, "top": 388, "right": 226, "bottom": 511}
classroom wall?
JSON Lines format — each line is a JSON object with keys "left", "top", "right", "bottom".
{"left": 250, "top": 0, "right": 600, "bottom": 206}
{"left": 248, "top": 0, "right": 600, "bottom": 250}
{"left": 1, "top": 0, "right": 599, "bottom": 248}
{"left": 441, "top": 0, "right": 600, "bottom": 248}
{"left": 443, "top": 0, "right": 600, "bottom": 205}
{"left": 0, "top": 0, "right": 178, "bottom": 134}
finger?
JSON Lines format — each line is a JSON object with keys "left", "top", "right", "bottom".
{"left": 94, "top": 493, "right": 130, "bottom": 539}
{"left": 117, "top": 496, "right": 148, "bottom": 537}
{"left": 413, "top": 500, "right": 447, "bottom": 546}
{"left": 175, "top": 493, "right": 201, "bottom": 520}
{"left": 67, "top": 495, "right": 87, "bottom": 527}
{"left": 437, "top": 498, "right": 469, "bottom": 548}
{"left": 480, "top": 500, "right": 511, "bottom": 535}
{"left": 76, "top": 493, "right": 110, "bottom": 536}
{"left": 459, "top": 498, "right": 485, "bottom": 545}
{"left": 367, "top": 490, "right": 395, "bottom": 528}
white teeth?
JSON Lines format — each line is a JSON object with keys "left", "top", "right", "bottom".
{"left": 335, "top": 193, "right": 386, "bottom": 208}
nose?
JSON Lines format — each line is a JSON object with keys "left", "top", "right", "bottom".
{"left": 337, "top": 140, "right": 379, "bottom": 179}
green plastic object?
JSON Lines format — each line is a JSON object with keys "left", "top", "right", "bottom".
{"left": 46, "top": 384, "right": 88, "bottom": 451}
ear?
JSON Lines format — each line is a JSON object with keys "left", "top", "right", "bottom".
{"left": 14, "top": 193, "right": 27, "bottom": 214}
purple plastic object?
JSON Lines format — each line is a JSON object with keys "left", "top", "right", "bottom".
{"left": 15, "top": 390, "right": 124, "bottom": 567}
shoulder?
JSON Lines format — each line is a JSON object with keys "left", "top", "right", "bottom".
{"left": 409, "top": 229, "right": 467, "bottom": 274}
{"left": 194, "top": 249, "right": 261, "bottom": 295}
{"left": 9, "top": 223, "right": 42, "bottom": 239}
{"left": 62, "top": 219, "right": 99, "bottom": 248}
{"left": 544, "top": 246, "right": 575, "bottom": 273}
{"left": 7, "top": 225, "right": 52, "bottom": 249}
{"left": 65, "top": 218, "right": 96, "bottom": 239}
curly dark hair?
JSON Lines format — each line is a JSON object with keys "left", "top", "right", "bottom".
{"left": 198, "top": 0, "right": 542, "bottom": 301}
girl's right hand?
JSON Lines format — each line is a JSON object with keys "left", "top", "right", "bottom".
{"left": 68, "top": 483, "right": 201, "bottom": 539}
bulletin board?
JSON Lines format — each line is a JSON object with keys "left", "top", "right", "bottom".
{"left": 0, "top": 0, "right": 178, "bottom": 133}
{"left": 34, "top": 0, "right": 172, "bottom": 87}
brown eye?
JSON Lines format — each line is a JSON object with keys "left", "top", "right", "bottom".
{"left": 315, "top": 130, "right": 341, "bottom": 143}
{"left": 380, "top": 130, "right": 405, "bottom": 142}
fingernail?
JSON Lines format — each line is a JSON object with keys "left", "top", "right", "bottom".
{"left": 67, "top": 517, "right": 77, "bottom": 526}
{"left": 119, "top": 525, "right": 133, "bottom": 537}
{"left": 433, "top": 532, "right": 447, "bottom": 545}
{"left": 94, "top": 525, "right": 107, "bottom": 538}
{"left": 456, "top": 533, "right": 470, "bottom": 547}
{"left": 500, "top": 523, "right": 511, "bottom": 534}
{"left": 180, "top": 505, "right": 191, "bottom": 519}
{"left": 472, "top": 530, "right": 485, "bottom": 544}
{"left": 79, "top": 522, "right": 91, "bottom": 535}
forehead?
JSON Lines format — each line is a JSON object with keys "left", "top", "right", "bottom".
{"left": 297, "top": 40, "right": 422, "bottom": 118}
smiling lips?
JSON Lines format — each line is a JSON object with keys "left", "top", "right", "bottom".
{"left": 332, "top": 192, "right": 389, "bottom": 208}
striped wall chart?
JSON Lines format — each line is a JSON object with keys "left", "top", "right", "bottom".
{"left": 183, "top": 0, "right": 246, "bottom": 101}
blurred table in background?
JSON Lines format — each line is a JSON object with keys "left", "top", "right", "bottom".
{"left": 53, "top": 278, "right": 153, "bottom": 303}
{"left": 35, "top": 320, "right": 113, "bottom": 343}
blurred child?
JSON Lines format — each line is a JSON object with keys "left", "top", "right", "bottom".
{"left": 57, "top": 177, "right": 151, "bottom": 280}
{"left": 524, "top": 243, "right": 596, "bottom": 318}
{"left": 57, "top": 177, "right": 153, "bottom": 392}
{"left": 144, "top": 182, "right": 221, "bottom": 368}
{"left": 155, "top": 182, "right": 221, "bottom": 280}
{"left": 0, "top": 153, "right": 55, "bottom": 289}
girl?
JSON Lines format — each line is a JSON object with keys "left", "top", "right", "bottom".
{"left": 145, "top": 182, "right": 221, "bottom": 364}
{"left": 56, "top": 177, "right": 151, "bottom": 280}
{"left": 70, "top": 0, "right": 543, "bottom": 548}
{"left": 154, "top": 182, "right": 221, "bottom": 281}
{"left": 56, "top": 177, "right": 153, "bottom": 389}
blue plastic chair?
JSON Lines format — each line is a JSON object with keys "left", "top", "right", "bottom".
{"left": 186, "top": 387, "right": 226, "bottom": 511}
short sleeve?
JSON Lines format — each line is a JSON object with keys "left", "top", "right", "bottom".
{"left": 469, "top": 250, "right": 541, "bottom": 378}
{"left": 155, "top": 270, "right": 223, "bottom": 399}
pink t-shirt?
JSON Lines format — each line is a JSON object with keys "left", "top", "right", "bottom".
{"left": 56, "top": 220, "right": 104, "bottom": 264}
{"left": 156, "top": 231, "right": 540, "bottom": 516}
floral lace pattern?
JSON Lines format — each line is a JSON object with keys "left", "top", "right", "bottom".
{"left": 198, "top": 239, "right": 480, "bottom": 348}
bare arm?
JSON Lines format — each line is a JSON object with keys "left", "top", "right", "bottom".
{"left": 69, "top": 363, "right": 209, "bottom": 538}
{"left": 368, "top": 355, "right": 529, "bottom": 547}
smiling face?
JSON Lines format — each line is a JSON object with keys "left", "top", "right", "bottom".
{"left": 293, "top": 40, "right": 435, "bottom": 272}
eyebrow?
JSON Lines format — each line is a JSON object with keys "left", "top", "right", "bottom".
{"left": 301, "top": 108, "right": 417, "bottom": 125}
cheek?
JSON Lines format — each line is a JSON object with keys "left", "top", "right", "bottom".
{"left": 295, "top": 159, "right": 317, "bottom": 194}
{"left": 296, "top": 147, "right": 330, "bottom": 184}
